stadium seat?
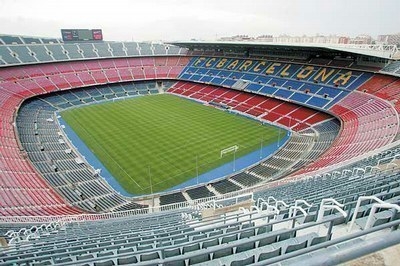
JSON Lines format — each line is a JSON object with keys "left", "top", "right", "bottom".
{"left": 310, "top": 234, "right": 331, "bottom": 246}
{"left": 202, "top": 238, "right": 219, "bottom": 249}
{"left": 94, "top": 260, "right": 115, "bottom": 266}
{"left": 285, "top": 240, "right": 308, "bottom": 253}
{"left": 258, "top": 247, "right": 282, "bottom": 262}
{"left": 140, "top": 251, "right": 160, "bottom": 262}
{"left": 183, "top": 243, "right": 201, "bottom": 254}
{"left": 236, "top": 241, "right": 255, "bottom": 253}
{"left": 230, "top": 255, "right": 255, "bottom": 266}
{"left": 213, "top": 247, "right": 234, "bottom": 259}
{"left": 164, "top": 247, "right": 181, "bottom": 258}
{"left": 188, "top": 253, "right": 210, "bottom": 265}
{"left": 258, "top": 234, "right": 278, "bottom": 247}
{"left": 117, "top": 255, "right": 138, "bottom": 265}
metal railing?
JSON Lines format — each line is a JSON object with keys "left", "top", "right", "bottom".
{"left": 0, "top": 192, "right": 254, "bottom": 224}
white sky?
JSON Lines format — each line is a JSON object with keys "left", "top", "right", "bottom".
{"left": 0, "top": 0, "right": 399, "bottom": 41}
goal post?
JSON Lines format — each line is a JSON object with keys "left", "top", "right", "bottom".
{"left": 220, "top": 145, "right": 239, "bottom": 158}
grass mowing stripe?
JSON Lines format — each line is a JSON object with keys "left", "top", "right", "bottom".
{"left": 61, "top": 94, "right": 280, "bottom": 194}
{"left": 60, "top": 108, "right": 144, "bottom": 190}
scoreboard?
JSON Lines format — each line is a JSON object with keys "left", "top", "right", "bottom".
{"left": 61, "top": 29, "right": 103, "bottom": 42}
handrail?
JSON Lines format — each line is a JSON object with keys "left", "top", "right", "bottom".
{"left": 348, "top": 196, "right": 385, "bottom": 232}
{"left": 266, "top": 205, "right": 280, "bottom": 215}
{"left": 295, "top": 199, "right": 312, "bottom": 208}
{"left": 289, "top": 206, "right": 308, "bottom": 218}
{"left": 317, "top": 198, "right": 346, "bottom": 222}
{"left": 267, "top": 196, "right": 277, "bottom": 204}
{"left": 365, "top": 203, "right": 400, "bottom": 230}
{"left": 342, "top": 169, "right": 352, "bottom": 177}
{"left": 238, "top": 207, "right": 248, "bottom": 213}
{"left": 276, "top": 200, "right": 289, "bottom": 208}
{"left": 256, "top": 197, "right": 266, "bottom": 208}
{"left": 250, "top": 218, "right": 400, "bottom": 266}
{"left": 352, "top": 167, "right": 365, "bottom": 176}
{"left": 250, "top": 205, "right": 260, "bottom": 213}
{"left": 0, "top": 192, "right": 254, "bottom": 224}
{"left": 321, "top": 198, "right": 344, "bottom": 208}
{"left": 258, "top": 201, "right": 280, "bottom": 220}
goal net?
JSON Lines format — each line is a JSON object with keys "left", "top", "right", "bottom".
{"left": 220, "top": 145, "right": 239, "bottom": 158}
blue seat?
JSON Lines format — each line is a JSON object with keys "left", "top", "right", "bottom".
{"left": 97, "top": 250, "right": 114, "bottom": 257}
{"left": 236, "top": 241, "right": 255, "bottom": 253}
{"left": 213, "top": 247, "right": 233, "bottom": 259}
{"left": 156, "top": 240, "right": 172, "bottom": 247}
{"left": 140, "top": 251, "right": 160, "bottom": 262}
{"left": 258, "top": 247, "right": 282, "bottom": 262}
{"left": 239, "top": 229, "right": 255, "bottom": 239}
{"left": 202, "top": 238, "right": 219, "bottom": 249}
{"left": 174, "top": 237, "right": 189, "bottom": 245}
{"left": 117, "top": 255, "right": 138, "bottom": 265}
{"left": 137, "top": 244, "right": 153, "bottom": 251}
{"left": 221, "top": 234, "right": 238, "bottom": 244}
{"left": 188, "top": 253, "right": 210, "bottom": 264}
{"left": 54, "top": 257, "right": 73, "bottom": 264}
{"left": 310, "top": 234, "right": 331, "bottom": 246}
{"left": 117, "top": 247, "right": 134, "bottom": 254}
{"left": 257, "top": 225, "right": 272, "bottom": 235}
{"left": 285, "top": 240, "right": 308, "bottom": 253}
{"left": 183, "top": 243, "right": 200, "bottom": 254}
{"left": 32, "top": 260, "right": 52, "bottom": 266}
{"left": 165, "top": 260, "right": 186, "bottom": 266}
{"left": 192, "top": 233, "right": 207, "bottom": 241}
{"left": 278, "top": 230, "right": 296, "bottom": 241}
{"left": 164, "top": 247, "right": 181, "bottom": 258}
{"left": 94, "top": 260, "right": 115, "bottom": 266}
{"left": 230, "top": 255, "right": 255, "bottom": 266}
{"left": 208, "top": 230, "right": 223, "bottom": 237}
{"left": 226, "top": 225, "right": 239, "bottom": 233}
{"left": 258, "top": 234, "right": 277, "bottom": 247}
{"left": 76, "top": 254, "right": 94, "bottom": 261}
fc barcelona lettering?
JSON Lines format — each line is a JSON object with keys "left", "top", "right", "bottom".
{"left": 193, "top": 57, "right": 355, "bottom": 86}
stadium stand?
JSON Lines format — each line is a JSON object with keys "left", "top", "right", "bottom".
{"left": 0, "top": 40, "right": 187, "bottom": 66}
{"left": 292, "top": 91, "right": 399, "bottom": 176}
{"left": 176, "top": 57, "right": 398, "bottom": 173}
{"left": 0, "top": 34, "right": 61, "bottom": 45}
{"left": 358, "top": 74, "right": 400, "bottom": 115}
{"left": 0, "top": 35, "right": 24, "bottom": 45}
{"left": 0, "top": 55, "right": 189, "bottom": 216}
{"left": 168, "top": 81, "right": 333, "bottom": 131}
{"left": 168, "top": 79, "right": 398, "bottom": 178}
{"left": 16, "top": 86, "right": 167, "bottom": 212}
{"left": 164, "top": 81, "right": 343, "bottom": 200}
{"left": 2, "top": 35, "right": 400, "bottom": 265}
{"left": 381, "top": 61, "right": 400, "bottom": 75}
{"left": 2, "top": 154, "right": 400, "bottom": 265}
{"left": 178, "top": 57, "right": 372, "bottom": 110}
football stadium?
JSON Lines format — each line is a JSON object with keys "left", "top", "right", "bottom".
{"left": 2, "top": 2, "right": 400, "bottom": 265}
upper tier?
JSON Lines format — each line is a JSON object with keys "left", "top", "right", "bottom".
{"left": 0, "top": 42, "right": 187, "bottom": 66}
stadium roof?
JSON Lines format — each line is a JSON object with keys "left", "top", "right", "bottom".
{"left": 171, "top": 40, "right": 400, "bottom": 60}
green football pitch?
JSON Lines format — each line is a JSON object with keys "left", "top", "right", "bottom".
{"left": 61, "top": 94, "right": 281, "bottom": 195}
